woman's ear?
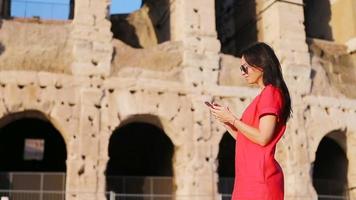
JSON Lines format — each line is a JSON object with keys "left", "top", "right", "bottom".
{"left": 254, "top": 66, "right": 264, "bottom": 72}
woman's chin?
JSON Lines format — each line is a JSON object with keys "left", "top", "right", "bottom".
{"left": 245, "top": 79, "right": 253, "bottom": 84}
{"left": 245, "top": 80, "right": 257, "bottom": 85}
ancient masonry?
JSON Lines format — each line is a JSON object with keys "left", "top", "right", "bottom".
{"left": 0, "top": 0, "right": 356, "bottom": 200}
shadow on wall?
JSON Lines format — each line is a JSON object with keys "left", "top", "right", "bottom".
{"left": 0, "top": 0, "right": 11, "bottom": 18}
{"left": 215, "top": 0, "right": 257, "bottom": 57}
{"left": 110, "top": 0, "right": 170, "bottom": 48}
{"left": 0, "top": 19, "right": 5, "bottom": 55}
{"left": 69, "top": 0, "right": 74, "bottom": 19}
{"left": 303, "top": 0, "right": 333, "bottom": 41}
{"left": 110, "top": 14, "right": 141, "bottom": 48}
{"left": 0, "top": 43, "right": 4, "bottom": 55}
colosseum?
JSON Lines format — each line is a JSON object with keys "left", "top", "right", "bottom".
{"left": 0, "top": 0, "right": 355, "bottom": 200}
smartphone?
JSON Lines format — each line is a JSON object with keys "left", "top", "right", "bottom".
{"left": 204, "top": 101, "right": 214, "bottom": 108}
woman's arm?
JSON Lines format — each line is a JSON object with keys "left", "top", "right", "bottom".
{"left": 232, "top": 115, "right": 277, "bottom": 146}
{"left": 222, "top": 122, "right": 238, "bottom": 140}
{"left": 210, "top": 105, "right": 277, "bottom": 146}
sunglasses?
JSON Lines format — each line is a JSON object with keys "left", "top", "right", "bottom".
{"left": 240, "top": 64, "right": 249, "bottom": 74}
{"left": 240, "top": 64, "right": 263, "bottom": 74}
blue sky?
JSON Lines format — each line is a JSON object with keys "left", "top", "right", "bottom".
{"left": 11, "top": 0, "right": 142, "bottom": 20}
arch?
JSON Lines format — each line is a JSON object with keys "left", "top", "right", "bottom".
{"left": 217, "top": 132, "right": 235, "bottom": 197}
{"left": 0, "top": 110, "right": 67, "bottom": 172}
{"left": 0, "top": 110, "right": 67, "bottom": 193}
{"left": 117, "top": 114, "right": 164, "bottom": 131}
{"left": 303, "top": 0, "right": 333, "bottom": 40}
{"left": 312, "top": 131, "right": 348, "bottom": 198}
{"left": 215, "top": 0, "right": 258, "bottom": 57}
{"left": 117, "top": 114, "right": 181, "bottom": 146}
{"left": 0, "top": 110, "right": 69, "bottom": 146}
{"left": 106, "top": 118, "right": 174, "bottom": 196}
{"left": 110, "top": 0, "right": 170, "bottom": 48}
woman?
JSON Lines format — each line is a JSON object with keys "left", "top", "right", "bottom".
{"left": 209, "top": 42, "right": 292, "bottom": 200}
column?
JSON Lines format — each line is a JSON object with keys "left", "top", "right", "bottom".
{"left": 70, "top": 0, "right": 113, "bottom": 76}
{"left": 256, "top": 1, "right": 313, "bottom": 199}
{"left": 170, "top": 1, "right": 220, "bottom": 198}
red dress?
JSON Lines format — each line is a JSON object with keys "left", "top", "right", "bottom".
{"left": 231, "top": 85, "right": 286, "bottom": 200}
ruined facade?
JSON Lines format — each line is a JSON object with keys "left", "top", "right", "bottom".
{"left": 0, "top": 0, "right": 356, "bottom": 200}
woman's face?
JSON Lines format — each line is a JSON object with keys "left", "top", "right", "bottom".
{"left": 240, "top": 56, "right": 264, "bottom": 85}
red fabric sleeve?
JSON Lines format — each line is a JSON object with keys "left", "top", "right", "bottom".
{"left": 257, "top": 85, "right": 283, "bottom": 119}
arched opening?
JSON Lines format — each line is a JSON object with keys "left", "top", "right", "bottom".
{"left": 110, "top": 0, "right": 170, "bottom": 48}
{"left": 0, "top": 111, "right": 67, "bottom": 196}
{"left": 218, "top": 132, "right": 235, "bottom": 199}
{"left": 5, "top": 0, "right": 74, "bottom": 20}
{"left": 215, "top": 0, "right": 257, "bottom": 57}
{"left": 312, "top": 132, "right": 348, "bottom": 199}
{"left": 303, "top": 0, "right": 332, "bottom": 41}
{"left": 106, "top": 121, "right": 174, "bottom": 197}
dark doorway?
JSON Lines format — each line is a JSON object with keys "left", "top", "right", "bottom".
{"left": 0, "top": 116, "right": 67, "bottom": 172}
{"left": 215, "top": 0, "right": 258, "bottom": 57}
{"left": 0, "top": 112, "right": 67, "bottom": 194}
{"left": 218, "top": 132, "right": 235, "bottom": 199}
{"left": 106, "top": 122, "right": 174, "bottom": 196}
{"left": 312, "top": 136, "right": 348, "bottom": 199}
{"left": 303, "top": 0, "right": 333, "bottom": 40}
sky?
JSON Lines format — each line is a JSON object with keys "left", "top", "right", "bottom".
{"left": 11, "top": 0, "right": 142, "bottom": 20}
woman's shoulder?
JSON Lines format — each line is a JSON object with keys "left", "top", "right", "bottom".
{"left": 260, "top": 84, "right": 283, "bottom": 100}
{"left": 262, "top": 84, "right": 281, "bottom": 94}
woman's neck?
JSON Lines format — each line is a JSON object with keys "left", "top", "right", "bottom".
{"left": 257, "top": 79, "right": 265, "bottom": 89}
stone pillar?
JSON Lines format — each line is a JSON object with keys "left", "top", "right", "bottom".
{"left": 68, "top": 1, "right": 113, "bottom": 199}
{"left": 170, "top": 0, "right": 220, "bottom": 87}
{"left": 170, "top": 1, "right": 220, "bottom": 198}
{"left": 66, "top": 88, "right": 104, "bottom": 200}
{"left": 70, "top": 0, "right": 113, "bottom": 76}
{"left": 282, "top": 104, "right": 317, "bottom": 200}
{"left": 256, "top": 1, "right": 314, "bottom": 199}
{"left": 256, "top": 0, "right": 311, "bottom": 93}
{"left": 173, "top": 97, "right": 218, "bottom": 200}
{"left": 96, "top": 86, "right": 120, "bottom": 199}
{"left": 347, "top": 131, "right": 356, "bottom": 199}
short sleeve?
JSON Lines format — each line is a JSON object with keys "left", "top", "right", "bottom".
{"left": 257, "top": 85, "right": 283, "bottom": 119}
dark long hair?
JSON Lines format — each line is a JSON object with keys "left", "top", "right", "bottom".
{"left": 241, "top": 42, "right": 292, "bottom": 122}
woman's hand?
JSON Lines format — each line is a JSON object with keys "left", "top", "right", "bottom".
{"left": 207, "top": 103, "right": 239, "bottom": 140}
{"left": 209, "top": 104, "right": 236, "bottom": 125}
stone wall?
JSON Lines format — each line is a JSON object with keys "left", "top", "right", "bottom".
{"left": 0, "top": 19, "right": 72, "bottom": 73}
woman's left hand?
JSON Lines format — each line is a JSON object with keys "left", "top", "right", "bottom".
{"left": 209, "top": 104, "right": 235, "bottom": 124}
